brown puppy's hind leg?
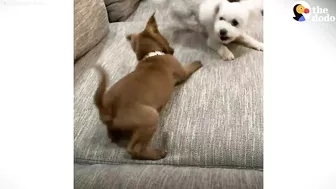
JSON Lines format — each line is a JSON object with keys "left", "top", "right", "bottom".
{"left": 107, "top": 128, "right": 124, "bottom": 143}
{"left": 113, "top": 105, "right": 166, "bottom": 160}
{"left": 127, "top": 126, "right": 167, "bottom": 160}
{"left": 175, "top": 61, "right": 202, "bottom": 85}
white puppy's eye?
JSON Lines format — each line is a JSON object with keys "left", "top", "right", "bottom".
{"left": 219, "top": 17, "right": 225, "bottom": 20}
{"left": 231, "top": 19, "right": 239, "bottom": 26}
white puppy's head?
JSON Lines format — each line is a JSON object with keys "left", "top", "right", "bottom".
{"left": 213, "top": 1, "right": 251, "bottom": 44}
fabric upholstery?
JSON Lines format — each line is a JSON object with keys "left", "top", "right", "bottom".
{"left": 74, "top": 0, "right": 263, "bottom": 187}
{"left": 74, "top": 0, "right": 110, "bottom": 60}
{"left": 74, "top": 10, "right": 263, "bottom": 168}
{"left": 75, "top": 164, "right": 263, "bottom": 189}
{"left": 104, "top": 0, "right": 141, "bottom": 22}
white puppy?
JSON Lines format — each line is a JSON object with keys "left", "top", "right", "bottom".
{"left": 199, "top": 0, "right": 263, "bottom": 60}
{"left": 152, "top": 0, "right": 263, "bottom": 60}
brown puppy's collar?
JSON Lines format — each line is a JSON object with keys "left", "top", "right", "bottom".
{"left": 142, "top": 51, "right": 165, "bottom": 60}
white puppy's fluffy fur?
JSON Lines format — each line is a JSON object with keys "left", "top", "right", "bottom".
{"left": 201, "top": 0, "right": 249, "bottom": 44}
{"left": 152, "top": 0, "right": 263, "bottom": 60}
{"left": 199, "top": 0, "right": 263, "bottom": 60}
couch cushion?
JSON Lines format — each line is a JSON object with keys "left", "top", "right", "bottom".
{"left": 74, "top": 0, "right": 110, "bottom": 60}
{"left": 126, "top": 0, "right": 172, "bottom": 22}
{"left": 74, "top": 11, "right": 263, "bottom": 168}
{"left": 126, "top": 0, "right": 202, "bottom": 23}
{"left": 104, "top": 0, "right": 141, "bottom": 22}
{"left": 75, "top": 164, "right": 263, "bottom": 189}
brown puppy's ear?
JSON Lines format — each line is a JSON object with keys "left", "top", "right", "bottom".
{"left": 168, "top": 46, "right": 174, "bottom": 55}
{"left": 126, "top": 34, "right": 133, "bottom": 41}
{"left": 162, "top": 46, "right": 174, "bottom": 55}
{"left": 145, "top": 12, "right": 158, "bottom": 33}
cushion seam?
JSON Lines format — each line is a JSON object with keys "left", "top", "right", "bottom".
{"left": 75, "top": 157, "right": 263, "bottom": 171}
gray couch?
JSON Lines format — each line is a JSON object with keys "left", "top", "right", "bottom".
{"left": 74, "top": 0, "right": 263, "bottom": 188}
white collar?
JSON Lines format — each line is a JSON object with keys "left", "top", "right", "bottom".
{"left": 142, "top": 51, "right": 165, "bottom": 60}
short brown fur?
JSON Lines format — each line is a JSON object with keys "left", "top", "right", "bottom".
{"left": 93, "top": 13, "right": 202, "bottom": 160}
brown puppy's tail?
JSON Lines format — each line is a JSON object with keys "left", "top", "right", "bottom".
{"left": 93, "top": 65, "right": 108, "bottom": 110}
{"left": 93, "top": 65, "right": 114, "bottom": 127}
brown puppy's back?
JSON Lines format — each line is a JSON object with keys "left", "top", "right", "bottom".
{"left": 105, "top": 55, "right": 180, "bottom": 114}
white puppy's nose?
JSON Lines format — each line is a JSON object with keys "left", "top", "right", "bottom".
{"left": 220, "top": 29, "right": 227, "bottom": 36}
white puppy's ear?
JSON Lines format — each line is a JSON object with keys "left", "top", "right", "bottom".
{"left": 214, "top": 4, "right": 220, "bottom": 16}
{"left": 199, "top": 0, "right": 223, "bottom": 25}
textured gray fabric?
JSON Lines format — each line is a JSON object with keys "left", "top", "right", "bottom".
{"left": 126, "top": 0, "right": 173, "bottom": 22}
{"left": 74, "top": 0, "right": 110, "bottom": 60}
{"left": 75, "top": 164, "right": 263, "bottom": 189}
{"left": 74, "top": 6, "right": 263, "bottom": 169}
{"left": 126, "top": 0, "right": 203, "bottom": 23}
{"left": 104, "top": 0, "right": 141, "bottom": 22}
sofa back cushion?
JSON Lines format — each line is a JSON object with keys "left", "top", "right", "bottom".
{"left": 104, "top": 0, "right": 141, "bottom": 22}
{"left": 74, "top": 0, "right": 109, "bottom": 60}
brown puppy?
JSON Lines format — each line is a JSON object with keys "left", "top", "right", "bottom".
{"left": 93, "top": 13, "right": 202, "bottom": 160}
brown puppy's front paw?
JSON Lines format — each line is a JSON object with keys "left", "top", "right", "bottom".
{"left": 194, "top": 60, "right": 203, "bottom": 67}
{"left": 191, "top": 61, "right": 203, "bottom": 70}
{"left": 178, "top": 61, "right": 203, "bottom": 84}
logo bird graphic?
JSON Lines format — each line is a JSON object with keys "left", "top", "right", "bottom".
{"left": 293, "top": 4, "right": 310, "bottom": 21}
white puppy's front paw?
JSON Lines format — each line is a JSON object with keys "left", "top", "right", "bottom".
{"left": 217, "top": 46, "right": 235, "bottom": 61}
{"left": 221, "top": 51, "right": 235, "bottom": 60}
{"left": 254, "top": 42, "right": 264, "bottom": 51}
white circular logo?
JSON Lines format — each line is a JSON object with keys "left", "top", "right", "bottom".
{"left": 292, "top": 1, "right": 311, "bottom": 21}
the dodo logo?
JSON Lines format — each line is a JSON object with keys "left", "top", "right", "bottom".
{"left": 293, "top": 1, "right": 335, "bottom": 22}
{"left": 293, "top": 1, "right": 311, "bottom": 22}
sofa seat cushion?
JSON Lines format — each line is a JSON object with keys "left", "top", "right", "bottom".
{"left": 74, "top": 15, "right": 263, "bottom": 168}
{"left": 75, "top": 164, "right": 263, "bottom": 189}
